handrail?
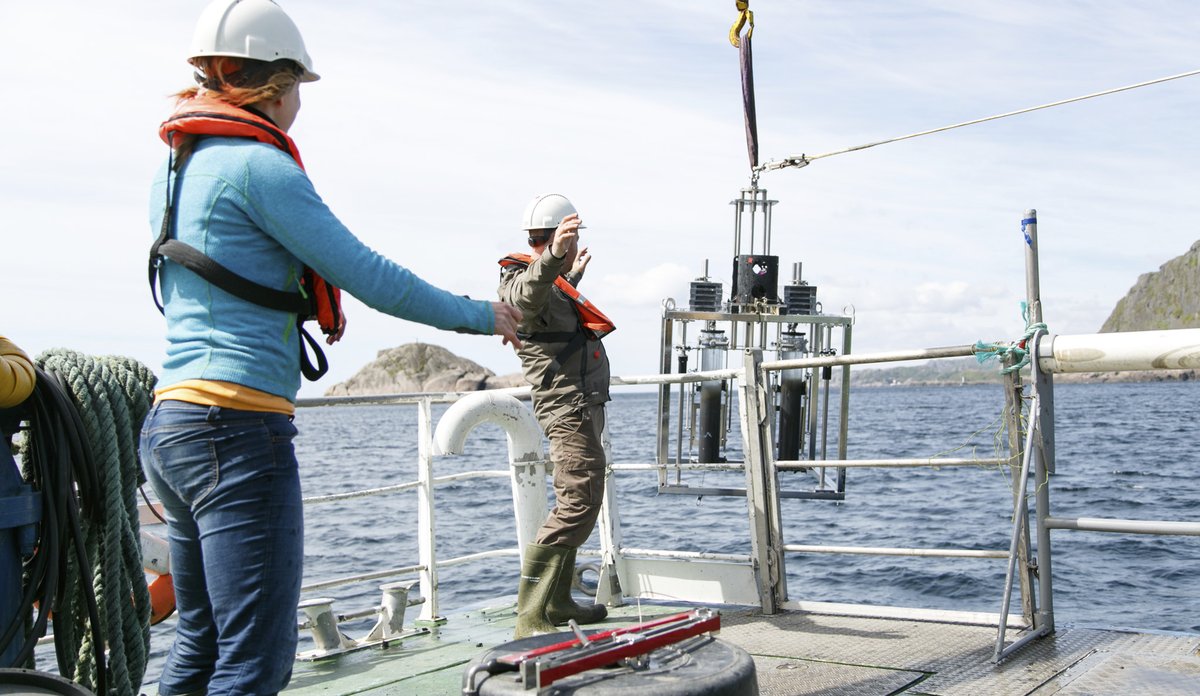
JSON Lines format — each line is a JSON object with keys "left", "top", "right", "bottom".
{"left": 135, "top": 327, "right": 1198, "bottom": 652}
{"left": 776, "top": 457, "right": 1008, "bottom": 469}
{"left": 1042, "top": 517, "right": 1200, "bottom": 536}
{"left": 761, "top": 344, "right": 977, "bottom": 371}
{"left": 783, "top": 544, "right": 1008, "bottom": 559}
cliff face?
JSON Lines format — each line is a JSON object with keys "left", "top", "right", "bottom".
{"left": 1101, "top": 240, "right": 1200, "bottom": 332}
{"left": 323, "top": 343, "right": 524, "bottom": 397}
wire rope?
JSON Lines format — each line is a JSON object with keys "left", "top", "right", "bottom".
{"left": 756, "top": 68, "right": 1200, "bottom": 174}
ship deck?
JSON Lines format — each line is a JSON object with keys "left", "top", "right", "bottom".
{"left": 200, "top": 600, "right": 1200, "bottom": 695}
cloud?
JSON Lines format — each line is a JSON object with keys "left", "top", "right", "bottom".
{"left": 595, "top": 263, "right": 696, "bottom": 308}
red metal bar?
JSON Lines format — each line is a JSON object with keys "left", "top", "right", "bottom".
{"left": 531, "top": 614, "right": 722, "bottom": 689}
{"left": 495, "top": 610, "right": 697, "bottom": 665}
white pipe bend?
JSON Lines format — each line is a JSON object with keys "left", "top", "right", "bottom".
{"left": 433, "top": 391, "right": 544, "bottom": 464}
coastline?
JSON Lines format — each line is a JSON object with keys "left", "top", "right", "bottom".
{"left": 850, "top": 368, "right": 1197, "bottom": 388}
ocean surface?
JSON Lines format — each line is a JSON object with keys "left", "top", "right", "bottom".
{"left": 138, "top": 380, "right": 1199, "bottom": 685}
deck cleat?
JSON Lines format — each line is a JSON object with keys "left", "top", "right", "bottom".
{"left": 297, "top": 597, "right": 357, "bottom": 660}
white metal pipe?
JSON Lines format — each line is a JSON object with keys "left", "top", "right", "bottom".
{"left": 296, "top": 393, "right": 459, "bottom": 408}
{"left": 784, "top": 544, "right": 1007, "bottom": 559}
{"left": 433, "top": 391, "right": 547, "bottom": 551}
{"left": 780, "top": 600, "right": 1030, "bottom": 629}
{"left": 430, "top": 470, "right": 509, "bottom": 485}
{"left": 761, "top": 344, "right": 976, "bottom": 371}
{"left": 434, "top": 548, "right": 521, "bottom": 568}
{"left": 1036, "top": 329, "right": 1200, "bottom": 373}
{"left": 630, "top": 457, "right": 999, "bottom": 473}
{"left": 776, "top": 457, "right": 1008, "bottom": 469}
{"left": 610, "top": 368, "right": 742, "bottom": 386}
{"left": 303, "top": 563, "right": 425, "bottom": 593}
{"left": 299, "top": 549, "right": 523, "bottom": 595}
{"left": 416, "top": 399, "right": 438, "bottom": 621}
{"left": 433, "top": 391, "right": 543, "bottom": 460}
{"left": 302, "top": 480, "right": 421, "bottom": 505}
{"left": 1043, "top": 516, "right": 1200, "bottom": 536}
{"left": 618, "top": 548, "right": 753, "bottom": 564}
{"left": 612, "top": 462, "right": 744, "bottom": 472}
{"left": 295, "top": 385, "right": 532, "bottom": 408}
{"left": 301, "top": 470, "right": 508, "bottom": 506}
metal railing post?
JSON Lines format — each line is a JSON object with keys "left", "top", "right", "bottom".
{"left": 596, "top": 419, "right": 627, "bottom": 607}
{"left": 416, "top": 397, "right": 440, "bottom": 623}
{"left": 994, "top": 390, "right": 1048, "bottom": 661}
{"left": 1023, "top": 210, "right": 1056, "bottom": 475}
{"left": 1002, "top": 363, "right": 1037, "bottom": 624}
{"left": 1030, "top": 333, "right": 1055, "bottom": 634}
{"left": 738, "top": 349, "right": 786, "bottom": 612}
{"left": 1023, "top": 209, "right": 1056, "bottom": 634}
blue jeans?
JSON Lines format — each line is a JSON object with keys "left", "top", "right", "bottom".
{"left": 140, "top": 401, "right": 302, "bottom": 696}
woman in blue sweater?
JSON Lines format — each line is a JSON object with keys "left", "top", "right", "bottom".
{"left": 141, "top": 2, "right": 521, "bottom": 694}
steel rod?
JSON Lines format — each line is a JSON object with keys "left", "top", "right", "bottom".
{"left": 776, "top": 457, "right": 1006, "bottom": 469}
{"left": 619, "top": 548, "right": 753, "bottom": 563}
{"left": 1043, "top": 517, "right": 1200, "bottom": 536}
{"left": 995, "top": 625, "right": 1053, "bottom": 664}
{"left": 995, "top": 395, "right": 1040, "bottom": 660}
{"left": 784, "top": 544, "right": 1007, "bottom": 559}
{"left": 761, "top": 344, "right": 976, "bottom": 371}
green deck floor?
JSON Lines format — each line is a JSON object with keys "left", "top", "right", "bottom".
{"left": 141, "top": 601, "right": 1200, "bottom": 695}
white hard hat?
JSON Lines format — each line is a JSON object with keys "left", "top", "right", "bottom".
{"left": 520, "top": 193, "right": 585, "bottom": 231}
{"left": 189, "top": 0, "right": 320, "bottom": 82}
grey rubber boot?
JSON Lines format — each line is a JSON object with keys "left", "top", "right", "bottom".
{"left": 545, "top": 547, "right": 608, "bottom": 626}
{"left": 514, "top": 543, "right": 567, "bottom": 639}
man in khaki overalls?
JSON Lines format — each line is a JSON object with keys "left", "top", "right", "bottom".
{"left": 498, "top": 194, "right": 613, "bottom": 638}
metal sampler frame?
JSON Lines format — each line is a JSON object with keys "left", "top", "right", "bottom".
{"left": 652, "top": 185, "right": 855, "bottom": 500}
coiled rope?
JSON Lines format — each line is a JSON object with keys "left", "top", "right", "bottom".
{"left": 14, "top": 350, "right": 156, "bottom": 695}
{"left": 974, "top": 302, "right": 1048, "bottom": 374}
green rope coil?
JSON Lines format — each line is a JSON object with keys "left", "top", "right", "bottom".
{"left": 27, "top": 350, "right": 156, "bottom": 696}
{"left": 974, "top": 302, "right": 1049, "bottom": 374}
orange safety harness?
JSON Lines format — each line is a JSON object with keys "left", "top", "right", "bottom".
{"left": 499, "top": 253, "right": 615, "bottom": 388}
{"left": 148, "top": 95, "right": 343, "bottom": 381}
{"left": 499, "top": 254, "right": 615, "bottom": 339}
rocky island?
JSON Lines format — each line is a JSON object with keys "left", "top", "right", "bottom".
{"left": 324, "top": 343, "right": 524, "bottom": 397}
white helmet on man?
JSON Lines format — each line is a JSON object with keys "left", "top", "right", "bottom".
{"left": 520, "top": 193, "right": 585, "bottom": 231}
{"left": 189, "top": 0, "right": 320, "bottom": 82}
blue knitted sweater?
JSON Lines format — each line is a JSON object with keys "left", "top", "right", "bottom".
{"left": 149, "top": 137, "right": 493, "bottom": 401}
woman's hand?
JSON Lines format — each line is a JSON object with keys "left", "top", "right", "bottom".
{"left": 325, "top": 316, "right": 347, "bottom": 345}
{"left": 492, "top": 302, "right": 524, "bottom": 348}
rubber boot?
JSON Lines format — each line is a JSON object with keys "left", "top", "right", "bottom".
{"left": 514, "top": 543, "right": 567, "bottom": 639}
{"left": 545, "top": 547, "right": 608, "bottom": 626}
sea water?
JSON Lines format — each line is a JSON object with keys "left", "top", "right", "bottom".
{"left": 140, "top": 380, "right": 1200, "bottom": 684}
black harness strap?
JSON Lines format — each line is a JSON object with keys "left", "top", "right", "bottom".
{"left": 148, "top": 144, "right": 328, "bottom": 381}
{"left": 153, "top": 239, "right": 310, "bottom": 315}
{"left": 503, "top": 259, "right": 592, "bottom": 389}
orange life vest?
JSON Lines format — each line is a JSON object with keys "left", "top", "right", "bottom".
{"left": 499, "top": 253, "right": 616, "bottom": 339}
{"left": 150, "top": 95, "right": 343, "bottom": 380}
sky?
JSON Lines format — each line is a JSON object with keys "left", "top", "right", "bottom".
{"left": 2, "top": 1, "right": 1198, "bottom": 398}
